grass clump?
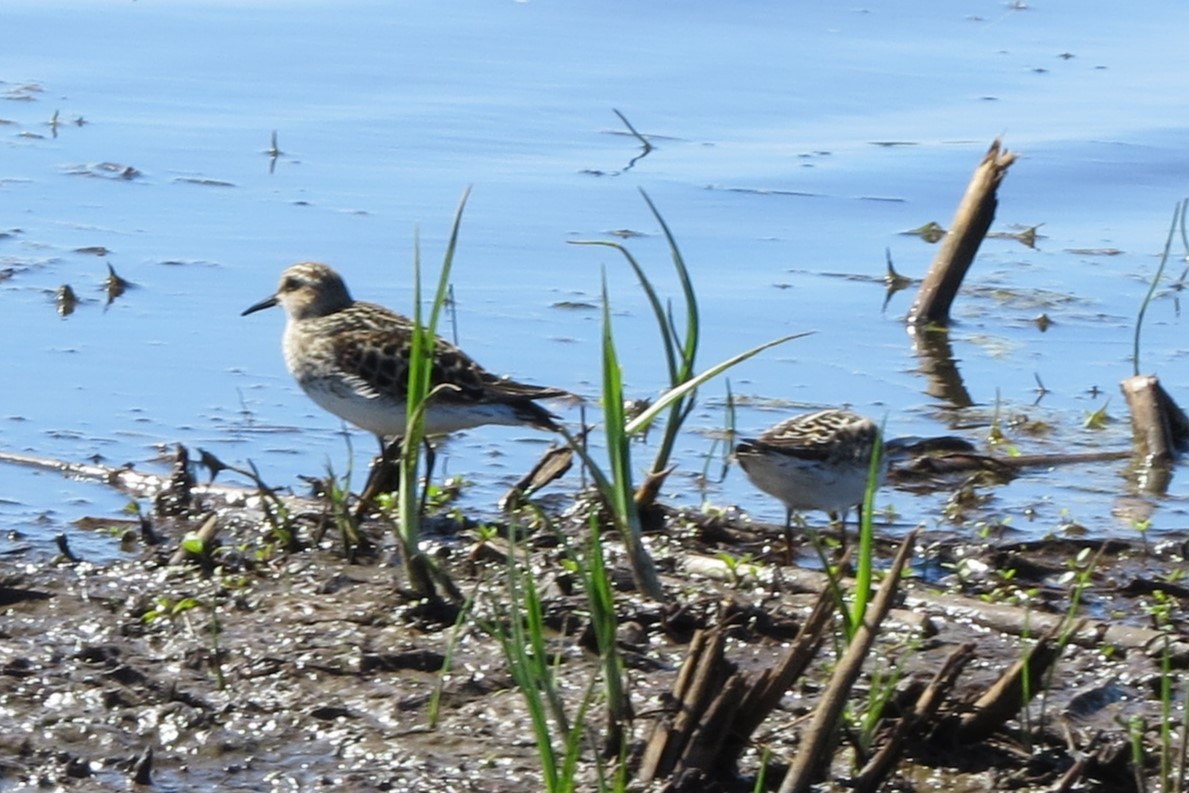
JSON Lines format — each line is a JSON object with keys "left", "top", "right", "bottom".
{"left": 392, "top": 188, "right": 472, "bottom": 599}
{"left": 568, "top": 190, "right": 805, "bottom": 601}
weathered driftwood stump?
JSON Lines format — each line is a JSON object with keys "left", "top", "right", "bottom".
{"left": 636, "top": 590, "right": 837, "bottom": 790}
{"left": 908, "top": 139, "right": 1017, "bottom": 327}
{"left": 1121, "top": 374, "right": 1189, "bottom": 464}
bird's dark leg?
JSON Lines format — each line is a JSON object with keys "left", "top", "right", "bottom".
{"left": 829, "top": 509, "right": 847, "bottom": 555}
{"left": 419, "top": 437, "right": 436, "bottom": 519}
{"left": 355, "top": 435, "right": 402, "bottom": 519}
{"left": 783, "top": 507, "right": 795, "bottom": 566}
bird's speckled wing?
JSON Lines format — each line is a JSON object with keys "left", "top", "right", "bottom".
{"left": 747, "top": 410, "right": 878, "bottom": 464}
{"left": 321, "top": 301, "right": 564, "bottom": 406}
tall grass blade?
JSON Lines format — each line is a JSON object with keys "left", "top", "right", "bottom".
{"left": 491, "top": 524, "right": 586, "bottom": 792}
{"left": 581, "top": 511, "right": 629, "bottom": 756}
{"left": 847, "top": 419, "right": 885, "bottom": 637}
{"left": 570, "top": 193, "right": 808, "bottom": 602}
{"left": 570, "top": 187, "right": 700, "bottom": 480}
{"left": 1133, "top": 200, "right": 1183, "bottom": 376}
{"left": 396, "top": 187, "right": 472, "bottom": 597}
{"left": 427, "top": 577, "right": 481, "bottom": 728}
{"left": 625, "top": 333, "right": 811, "bottom": 435}
{"left": 600, "top": 270, "right": 664, "bottom": 600}
{"left": 559, "top": 331, "right": 806, "bottom": 602}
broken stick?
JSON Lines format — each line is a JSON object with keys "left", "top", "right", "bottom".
{"left": 908, "top": 139, "right": 1017, "bottom": 326}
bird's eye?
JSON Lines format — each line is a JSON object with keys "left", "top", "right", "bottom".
{"left": 281, "top": 276, "right": 300, "bottom": 292}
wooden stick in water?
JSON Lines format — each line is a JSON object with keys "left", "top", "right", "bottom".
{"left": 1121, "top": 374, "right": 1189, "bottom": 466}
{"left": 908, "top": 139, "right": 1017, "bottom": 326}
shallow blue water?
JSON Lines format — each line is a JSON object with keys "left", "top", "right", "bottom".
{"left": 3, "top": 0, "right": 1188, "bottom": 560}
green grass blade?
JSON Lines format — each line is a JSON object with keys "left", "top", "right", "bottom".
{"left": 583, "top": 512, "right": 628, "bottom": 752}
{"left": 625, "top": 333, "right": 811, "bottom": 435}
{"left": 600, "top": 270, "right": 664, "bottom": 600}
{"left": 429, "top": 185, "right": 472, "bottom": 330}
{"left": 571, "top": 189, "right": 701, "bottom": 478}
{"left": 498, "top": 532, "right": 561, "bottom": 790}
{"left": 396, "top": 188, "right": 471, "bottom": 597}
{"left": 601, "top": 270, "right": 632, "bottom": 525}
{"left": 396, "top": 229, "right": 429, "bottom": 589}
{"left": 639, "top": 187, "right": 698, "bottom": 382}
{"left": 427, "top": 577, "right": 481, "bottom": 728}
{"left": 847, "top": 419, "right": 885, "bottom": 638}
{"left": 1133, "top": 199, "right": 1182, "bottom": 376}
{"left": 570, "top": 240, "right": 680, "bottom": 384}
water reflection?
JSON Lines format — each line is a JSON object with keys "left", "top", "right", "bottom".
{"left": 908, "top": 325, "right": 973, "bottom": 409}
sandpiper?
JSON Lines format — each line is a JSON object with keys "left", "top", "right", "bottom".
{"left": 242, "top": 261, "right": 568, "bottom": 462}
{"left": 735, "top": 409, "right": 887, "bottom": 558}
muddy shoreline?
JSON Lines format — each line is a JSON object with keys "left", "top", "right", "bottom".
{"left": 2, "top": 455, "right": 1187, "bottom": 791}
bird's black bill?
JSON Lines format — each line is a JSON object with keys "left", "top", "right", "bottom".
{"left": 241, "top": 295, "right": 279, "bottom": 316}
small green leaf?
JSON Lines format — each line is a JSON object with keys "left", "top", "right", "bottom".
{"left": 171, "top": 597, "right": 200, "bottom": 615}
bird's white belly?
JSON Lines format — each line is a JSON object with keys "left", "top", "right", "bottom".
{"left": 745, "top": 456, "right": 885, "bottom": 515}
{"left": 301, "top": 381, "right": 408, "bottom": 437}
{"left": 301, "top": 379, "right": 526, "bottom": 438}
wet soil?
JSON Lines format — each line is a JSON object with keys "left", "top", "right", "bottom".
{"left": 2, "top": 468, "right": 1188, "bottom": 792}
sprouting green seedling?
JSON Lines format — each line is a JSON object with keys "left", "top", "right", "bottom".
{"left": 142, "top": 596, "right": 201, "bottom": 624}
{"left": 427, "top": 578, "right": 480, "bottom": 730}
{"left": 472, "top": 523, "right": 499, "bottom": 544}
{"left": 1127, "top": 715, "right": 1149, "bottom": 791}
{"left": 1140, "top": 591, "right": 1182, "bottom": 793}
{"left": 575, "top": 511, "right": 630, "bottom": 763}
{"left": 589, "top": 266, "right": 661, "bottom": 600}
{"left": 1084, "top": 399, "right": 1111, "bottom": 430}
{"left": 975, "top": 565, "right": 1025, "bottom": 605}
{"left": 1177, "top": 677, "right": 1189, "bottom": 793}
{"left": 752, "top": 745, "right": 772, "bottom": 793}
{"left": 988, "top": 389, "right": 1008, "bottom": 446}
{"left": 484, "top": 529, "right": 576, "bottom": 792}
{"left": 1160, "top": 567, "right": 1184, "bottom": 585}
{"left": 563, "top": 191, "right": 806, "bottom": 602}
{"left": 181, "top": 532, "right": 206, "bottom": 557}
{"left": 1037, "top": 545, "right": 1104, "bottom": 731}
{"left": 144, "top": 594, "right": 226, "bottom": 690}
{"left": 856, "top": 639, "right": 918, "bottom": 756}
{"left": 217, "top": 457, "right": 295, "bottom": 551}
{"left": 373, "top": 490, "right": 397, "bottom": 513}
{"left": 320, "top": 461, "right": 365, "bottom": 557}
{"left": 1145, "top": 590, "right": 1175, "bottom": 628}
{"left": 424, "top": 476, "right": 466, "bottom": 512}
{"left": 846, "top": 418, "right": 887, "bottom": 638}
{"left": 715, "top": 551, "right": 757, "bottom": 588}
{"left": 562, "top": 292, "right": 803, "bottom": 600}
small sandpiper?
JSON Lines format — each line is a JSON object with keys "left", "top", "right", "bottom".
{"left": 242, "top": 262, "right": 569, "bottom": 498}
{"left": 735, "top": 408, "right": 887, "bottom": 559}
